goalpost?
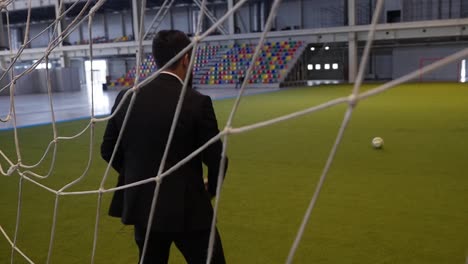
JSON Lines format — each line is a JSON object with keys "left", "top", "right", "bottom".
{"left": 1, "top": 0, "right": 468, "bottom": 263}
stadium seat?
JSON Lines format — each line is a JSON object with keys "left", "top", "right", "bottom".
{"left": 192, "top": 40, "right": 305, "bottom": 86}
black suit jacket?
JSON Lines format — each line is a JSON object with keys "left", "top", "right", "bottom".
{"left": 101, "top": 73, "right": 227, "bottom": 232}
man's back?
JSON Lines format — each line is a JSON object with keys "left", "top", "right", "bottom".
{"left": 102, "top": 73, "right": 224, "bottom": 232}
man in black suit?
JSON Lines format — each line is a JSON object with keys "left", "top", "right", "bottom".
{"left": 101, "top": 30, "right": 227, "bottom": 264}
{"left": 235, "top": 75, "right": 244, "bottom": 90}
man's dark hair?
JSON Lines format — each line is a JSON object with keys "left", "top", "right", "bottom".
{"left": 152, "top": 30, "right": 192, "bottom": 70}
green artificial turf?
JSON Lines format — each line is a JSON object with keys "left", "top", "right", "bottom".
{"left": 1, "top": 83, "right": 467, "bottom": 263}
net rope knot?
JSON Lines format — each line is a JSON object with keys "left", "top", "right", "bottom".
{"left": 2, "top": 0, "right": 468, "bottom": 263}
{"left": 223, "top": 126, "right": 233, "bottom": 135}
{"left": 6, "top": 164, "right": 18, "bottom": 176}
{"left": 0, "top": 1, "right": 11, "bottom": 11}
{"left": 155, "top": 176, "right": 163, "bottom": 184}
{"left": 348, "top": 94, "right": 359, "bottom": 108}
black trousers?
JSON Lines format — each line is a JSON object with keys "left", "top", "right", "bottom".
{"left": 134, "top": 226, "right": 226, "bottom": 264}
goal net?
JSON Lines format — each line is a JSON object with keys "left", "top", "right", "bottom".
{"left": 1, "top": 0, "right": 467, "bottom": 263}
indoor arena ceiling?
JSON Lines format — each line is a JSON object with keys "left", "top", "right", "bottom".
{"left": 2, "top": 0, "right": 267, "bottom": 25}
{"left": 3, "top": 0, "right": 231, "bottom": 24}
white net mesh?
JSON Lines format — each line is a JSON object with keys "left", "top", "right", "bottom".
{"left": 1, "top": 0, "right": 468, "bottom": 263}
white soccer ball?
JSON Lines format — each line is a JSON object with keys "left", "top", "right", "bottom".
{"left": 372, "top": 137, "right": 384, "bottom": 149}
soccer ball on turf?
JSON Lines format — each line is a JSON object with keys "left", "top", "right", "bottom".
{"left": 372, "top": 137, "right": 384, "bottom": 149}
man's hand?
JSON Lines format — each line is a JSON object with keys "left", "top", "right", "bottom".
{"left": 204, "top": 178, "right": 216, "bottom": 199}
{"left": 204, "top": 178, "right": 209, "bottom": 191}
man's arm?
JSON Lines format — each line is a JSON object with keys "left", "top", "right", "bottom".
{"left": 197, "top": 96, "right": 228, "bottom": 197}
{"left": 101, "top": 90, "right": 128, "bottom": 172}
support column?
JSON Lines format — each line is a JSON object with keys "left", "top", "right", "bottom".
{"left": 227, "top": 0, "right": 235, "bottom": 35}
{"left": 79, "top": 23, "right": 84, "bottom": 44}
{"left": 132, "top": 0, "right": 142, "bottom": 41}
{"left": 0, "top": 13, "right": 6, "bottom": 49}
{"left": 187, "top": 6, "right": 191, "bottom": 34}
{"left": 448, "top": 0, "right": 452, "bottom": 19}
{"left": 54, "top": 0, "right": 68, "bottom": 67}
{"left": 170, "top": 9, "right": 174, "bottom": 30}
{"left": 103, "top": 12, "right": 109, "bottom": 41}
{"left": 121, "top": 12, "right": 127, "bottom": 37}
{"left": 260, "top": 1, "right": 265, "bottom": 31}
{"left": 0, "top": 14, "right": 7, "bottom": 70}
{"left": 300, "top": 0, "right": 304, "bottom": 29}
{"left": 348, "top": 0, "right": 357, "bottom": 83}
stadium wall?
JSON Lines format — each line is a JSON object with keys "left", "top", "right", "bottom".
{"left": 144, "top": 9, "right": 172, "bottom": 34}
{"left": 29, "top": 23, "right": 50, "bottom": 48}
{"left": 69, "top": 59, "right": 86, "bottom": 85}
{"left": 2, "top": 0, "right": 468, "bottom": 88}
{"left": 107, "top": 57, "right": 136, "bottom": 81}
{"left": 108, "top": 12, "right": 132, "bottom": 40}
{"left": 4, "top": 0, "right": 468, "bottom": 49}
{"left": 392, "top": 44, "right": 466, "bottom": 81}
{"left": 370, "top": 49, "right": 393, "bottom": 80}
{"left": 291, "top": 42, "right": 466, "bottom": 83}
{"left": 65, "top": 17, "right": 81, "bottom": 45}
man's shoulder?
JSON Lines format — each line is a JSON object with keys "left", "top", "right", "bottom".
{"left": 190, "top": 88, "right": 206, "bottom": 98}
{"left": 116, "top": 87, "right": 131, "bottom": 99}
{"left": 188, "top": 88, "right": 212, "bottom": 105}
{"left": 142, "top": 74, "right": 172, "bottom": 88}
{"left": 117, "top": 87, "right": 130, "bottom": 95}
